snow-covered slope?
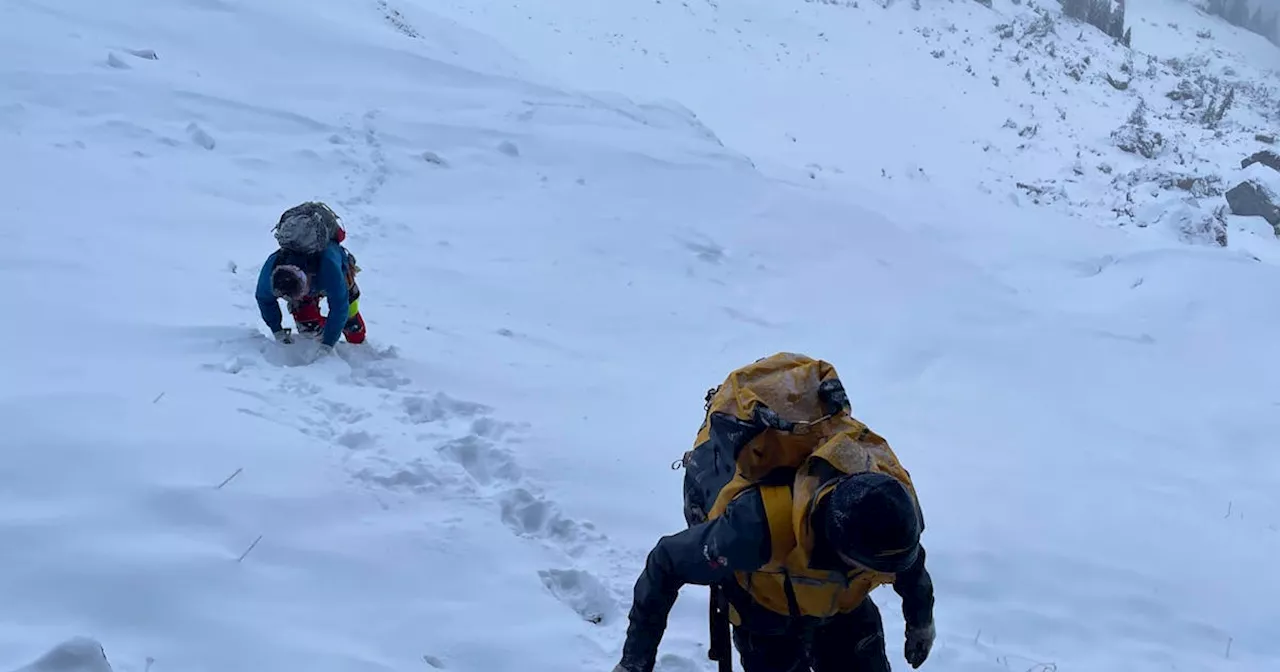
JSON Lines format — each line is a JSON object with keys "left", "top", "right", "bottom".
{"left": 425, "top": 0, "right": 1280, "bottom": 250}
{"left": 2, "top": 1, "right": 1279, "bottom": 672}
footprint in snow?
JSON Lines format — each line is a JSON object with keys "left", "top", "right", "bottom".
{"left": 279, "top": 375, "right": 322, "bottom": 397}
{"left": 538, "top": 568, "right": 619, "bottom": 625}
{"left": 316, "top": 399, "right": 372, "bottom": 424}
{"left": 498, "top": 488, "right": 602, "bottom": 556}
{"left": 300, "top": 424, "right": 337, "bottom": 443}
{"left": 470, "top": 416, "right": 521, "bottom": 441}
{"left": 351, "top": 456, "right": 444, "bottom": 492}
{"left": 345, "top": 361, "right": 411, "bottom": 390}
{"left": 436, "top": 434, "right": 522, "bottom": 485}
{"left": 220, "top": 328, "right": 606, "bottom": 574}
{"left": 337, "top": 429, "right": 377, "bottom": 451}
{"left": 390, "top": 390, "right": 601, "bottom": 558}
{"left": 401, "top": 392, "right": 490, "bottom": 424}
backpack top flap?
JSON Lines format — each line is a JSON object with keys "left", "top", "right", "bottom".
{"left": 274, "top": 202, "right": 341, "bottom": 254}
{"left": 703, "top": 352, "right": 851, "bottom": 482}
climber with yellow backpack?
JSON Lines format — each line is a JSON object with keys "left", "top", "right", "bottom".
{"left": 612, "top": 353, "right": 936, "bottom": 672}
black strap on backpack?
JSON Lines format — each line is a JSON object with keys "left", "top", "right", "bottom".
{"left": 708, "top": 583, "right": 733, "bottom": 672}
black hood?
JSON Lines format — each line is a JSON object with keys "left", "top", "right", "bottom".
{"left": 820, "top": 472, "right": 921, "bottom": 574}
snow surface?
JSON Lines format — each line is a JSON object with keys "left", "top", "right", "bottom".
{"left": 427, "top": 0, "right": 1280, "bottom": 249}
{"left": 1, "top": 0, "right": 1278, "bottom": 671}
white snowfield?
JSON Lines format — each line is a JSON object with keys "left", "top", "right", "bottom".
{"left": 1, "top": 0, "right": 1277, "bottom": 671}
{"left": 428, "top": 0, "right": 1280, "bottom": 249}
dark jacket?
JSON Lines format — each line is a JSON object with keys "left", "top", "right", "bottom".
{"left": 619, "top": 487, "right": 934, "bottom": 672}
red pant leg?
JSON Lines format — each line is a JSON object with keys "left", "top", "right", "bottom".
{"left": 291, "top": 298, "right": 325, "bottom": 334}
{"left": 342, "top": 312, "right": 367, "bottom": 344}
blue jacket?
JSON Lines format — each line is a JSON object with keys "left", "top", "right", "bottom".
{"left": 255, "top": 242, "right": 351, "bottom": 347}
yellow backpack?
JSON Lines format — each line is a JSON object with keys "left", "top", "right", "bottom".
{"left": 679, "top": 352, "right": 874, "bottom": 525}
{"left": 679, "top": 352, "right": 904, "bottom": 671}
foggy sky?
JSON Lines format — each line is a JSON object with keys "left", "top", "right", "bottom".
{"left": 1175, "top": 0, "right": 1280, "bottom": 43}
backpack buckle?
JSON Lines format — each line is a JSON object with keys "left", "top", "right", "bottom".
{"left": 791, "top": 413, "right": 834, "bottom": 436}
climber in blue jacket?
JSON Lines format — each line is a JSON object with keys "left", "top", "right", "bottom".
{"left": 255, "top": 202, "right": 366, "bottom": 359}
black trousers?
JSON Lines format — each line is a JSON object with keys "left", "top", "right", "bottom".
{"left": 732, "top": 599, "right": 891, "bottom": 672}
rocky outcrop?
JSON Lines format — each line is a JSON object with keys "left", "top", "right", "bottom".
{"left": 1240, "top": 150, "right": 1280, "bottom": 173}
{"left": 1225, "top": 180, "right": 1280, "bottom": 228}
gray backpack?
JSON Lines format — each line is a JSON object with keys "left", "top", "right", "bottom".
{"left": 273, "top": 202, "right": 342, "bottom": 254}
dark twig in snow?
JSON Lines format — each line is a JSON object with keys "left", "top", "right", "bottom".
{"left": 216, "top": 467, "right": 244, "bottom": 490}
{"left": 237, "top": 535, "right": 264, "bottom": 562}
{"left": 152, "top": 392, "right": 165, "bottom": 404}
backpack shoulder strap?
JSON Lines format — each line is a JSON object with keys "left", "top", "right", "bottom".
{"left": 759, "top": 484, "right": 797, "bottom": 569}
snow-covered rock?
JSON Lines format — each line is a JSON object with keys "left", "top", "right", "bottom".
{"left": 1225, "top": 179, "right": 1280, "bottom": 226}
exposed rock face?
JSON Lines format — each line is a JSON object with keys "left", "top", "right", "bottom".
{"left": 1240, "top": 150, "right": 1280, "bottom": 173}
{"left": 1225, "top": 180, "right": 1280, "bottom": 228}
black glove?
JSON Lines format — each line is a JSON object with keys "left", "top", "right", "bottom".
{"left": 904, "top": 621, "right": 935, "bottom": 668}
